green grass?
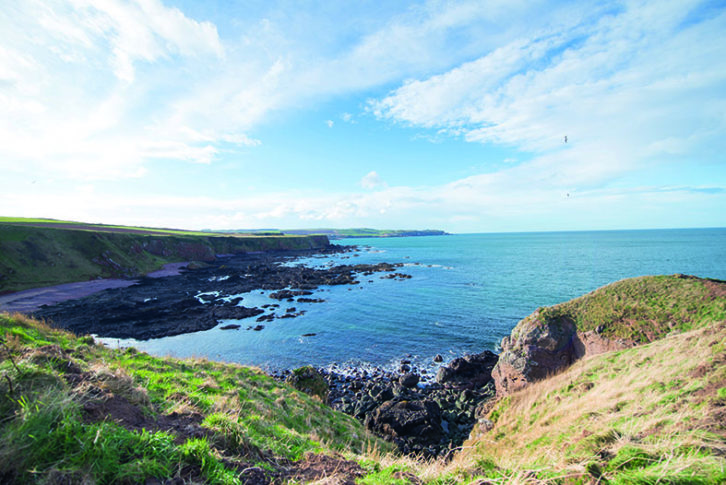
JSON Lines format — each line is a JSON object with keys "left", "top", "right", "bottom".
{"left": 537, "top": 274, "right": 726, "bottom": 343}
{"left": 0, "top": 221, "right": 329, "bottom": 292}
{"left": 0, "top": 313, "right": 390, "bottom": 484}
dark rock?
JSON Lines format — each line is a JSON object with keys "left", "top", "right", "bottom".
{"left": 400, "top": 373, "right": 419, "bottom": 389}
{"left": 365, "top": 400, "right": 443, "bottom": 446}
{"left": 435, "top": 350, "right": 498, "bottom": 389}
{"left": 252, "top": 325, "right": 264, "bottom": 331}
{"left": 219, "top": 324, "right": 241, "bottom": 330}
{"left": 433, "top": 354, "right": 443, "bottom": 363}
{"left": 297, "top": 298, "right": 325, "bottom": 303}
{"left": 33, "top": 248, "right": 412, "bottom": 341}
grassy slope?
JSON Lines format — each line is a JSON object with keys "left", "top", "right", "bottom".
{"left": 360, "top": 276, "right": 726, "bottom": 484}
{"left": 0, "top": 221, "right": 329, "bottom": 293}
{"left": 0, "top": 313, "right": 392, "bottom": 484}
{"left": 447, "top": 321, "right": 726, "bottom": 484}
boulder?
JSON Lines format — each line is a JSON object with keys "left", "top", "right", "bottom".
{"left": 365, "top": 400, "right": 443, "bottom": 446}
{"left": 286, "top": 366, "right": 329, "bottom": 401}
{"left": 400, "top": 373, "right": 419, "bottom": 389}
{"left": 435, "top": 350, "right": 498, "bottom": 388}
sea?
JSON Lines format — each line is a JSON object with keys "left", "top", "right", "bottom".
{"left": 101, "top": 228, "right": 726, "bottom": 374}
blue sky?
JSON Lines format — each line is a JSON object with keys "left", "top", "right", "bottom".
{"left": 1, "top": 0, "right": 725, "bottom": 233}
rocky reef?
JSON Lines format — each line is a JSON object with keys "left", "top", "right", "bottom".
{"left": 33, "top": 249, "right": 410, "bottom": 340}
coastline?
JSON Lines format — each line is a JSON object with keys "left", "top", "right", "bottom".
{"left": 0, "top": 262, "right": 190, "bottom": 314}
{"left": 28, "top": 246, "right": 416, "bottom": 341}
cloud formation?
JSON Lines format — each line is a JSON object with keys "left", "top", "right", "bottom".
{"left": 1, "top": 0, "right": 724, "bottom": 231}
{"left": 370, "top": 0, "right": 726, "bottom": 190}
{"left": 360, "top": 171, "right": 387, "bottom": 190}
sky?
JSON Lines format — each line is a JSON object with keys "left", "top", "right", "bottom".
{"left": 1, "top": 0, "right": 725, "bottom": 233}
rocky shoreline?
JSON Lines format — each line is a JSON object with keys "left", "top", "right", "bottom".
{"left": 33, "top": 246, "right": 410, "bottom": 340}
{"left": 31, "top": 243, "right": 503, "bottom": 456}
{"left": 275, "top": 350, "right": 499, "bottom": 458}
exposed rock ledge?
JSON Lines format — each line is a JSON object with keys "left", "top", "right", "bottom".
{"left": 491, "top": 310, "right": 634, "bottom": 396}
{"left": 492, "top": 274, "right": 726, "bottom": 396}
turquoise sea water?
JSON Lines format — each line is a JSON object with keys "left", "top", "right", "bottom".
{"left": 105, "top": 228, "right": 726, "bottom": 372}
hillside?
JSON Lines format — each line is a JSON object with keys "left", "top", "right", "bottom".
{"left": 493, "top": 274, "right": 726, "bottom": 395}
{"left": 0, "top": 218, "right": 330, "bottom": 293}
{"left": 0, "top": 313, "right": 393, "bottom": 484}
{"left": 452, "top": 319, "right": 726, "bottom": 483}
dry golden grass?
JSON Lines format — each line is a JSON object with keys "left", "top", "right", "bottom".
{"left": 446, "top": 320, "right": 726, "bottom": 482}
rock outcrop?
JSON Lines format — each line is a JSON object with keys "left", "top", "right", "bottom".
{"left": 365, "top": 400, "right": 443, "bottom": 450}
{"left": 492, "top": 274, "right": 726, "bottom": 396}
{"left": 435, "top": 350, "right": 498, "bottom": 389}
{"left": 492, "top": 309, "right": 635, "bottom": 396}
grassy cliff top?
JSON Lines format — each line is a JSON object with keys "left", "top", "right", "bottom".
{"left": 532, "top": 274, "right": 726, "bottom": 343}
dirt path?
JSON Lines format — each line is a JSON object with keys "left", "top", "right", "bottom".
{"left": 0, "top": 262, "right": 188, "bottom": 314}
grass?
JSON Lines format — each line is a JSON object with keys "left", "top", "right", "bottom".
{"left": 0, "top": 221, "right": 329, "bottom": 292}
{"left": 446, "top": 320, "right": 726, "bottom": 483}
{"left": 2, "top": 273, "right": 725, "bottom": 483}
{"left": 0, "top": 313, "right": 392, "bottom": 484}
{"left": 536, "top": 274, "right": 726, "bottom": 343}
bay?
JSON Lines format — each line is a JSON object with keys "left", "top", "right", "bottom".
{"left": 103, "top": 228, "right": 726, "bottom": 373}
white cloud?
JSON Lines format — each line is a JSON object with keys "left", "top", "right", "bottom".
{"left": 371, "top": 0, "right": 726, "bottom": 189}
{"left": 326, "top": 120, "right": 334, "bottom": 128}
{"left": 360, "top": 171, "right": 387, "bottom": 190}
{"left": 1, "top": 0, "right": 724, "bottom": 231}
{"left": 0, "top": 0, "right": 254, "bottom": 180}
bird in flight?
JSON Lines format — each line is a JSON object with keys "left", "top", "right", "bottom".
{"left": 564, "top": 135, "right": 568, "bottom": 143}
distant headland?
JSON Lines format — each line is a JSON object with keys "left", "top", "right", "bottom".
{"left": 203, "top": 228, "right": 450, "bottom": 239}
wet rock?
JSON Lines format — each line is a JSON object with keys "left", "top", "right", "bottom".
{"left": 435, "top": 350, "right": 498, "bottom": 389}
{"left": 34, "top": 249, "right": 410, "bottom": 340}
{"left": 269, "top": 290, "right": 314, "bottom": 300}
{"left": 219, "top": 324, "right": 241, "bottom": 330}
{"left": 297, "top": 298, "right": 325, "bottom": 303}
{"left": 400, "top": 373, "right": 419, "bottom": 388}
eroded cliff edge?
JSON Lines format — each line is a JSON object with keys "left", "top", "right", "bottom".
{"left": 492, "top": 274, "right": 726, "bottom": 396}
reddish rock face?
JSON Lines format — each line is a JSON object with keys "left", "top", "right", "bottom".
{"left": 491, "top": 310, "right": 633, "bottom": 396}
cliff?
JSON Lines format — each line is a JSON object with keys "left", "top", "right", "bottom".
{"left": 0, "top": 222, "right": 330, "bottom": 293}
{"left": 492, "top": 274, "right": 726, "bottom": 396}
